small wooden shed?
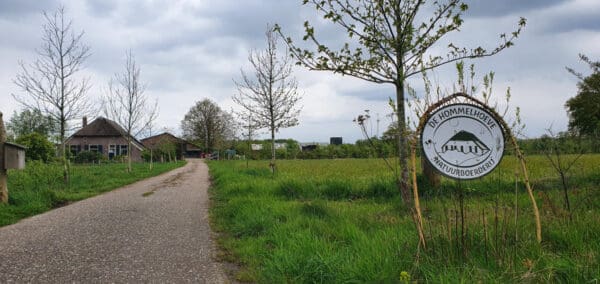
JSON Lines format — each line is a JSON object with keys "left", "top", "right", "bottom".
{"left": 4, "top": 142, "right": 26, "bottom": 169}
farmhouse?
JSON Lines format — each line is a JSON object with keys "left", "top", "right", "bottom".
{"left": 66, "top": 117, "right": 145, "bottom": 161}
{"left": 141, "top": 132, "right": 202, "bottom": 159}
{"left": 441, "top": 131, "right": 490, "bottom": 156}
{"left": 299, "top": 142, "right": 329, "bottom": 151}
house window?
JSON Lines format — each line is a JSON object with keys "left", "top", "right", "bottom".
{"left": 108, "top": 144, "right": 128, "bottom": 157}
{"left": 89, "top": 144, "right": 103, "bottom": 153}
{"left": 117, "top": 145, "right": 128, "bottom": 156}
{"left": 69, "top": 145, "right": 81, "bottom": 155}
{"left": 109, "top": 145, "right": 116, "bottom": 159}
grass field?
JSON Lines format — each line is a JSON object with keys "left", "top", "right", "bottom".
{"left": 209, "top": 155, "right": 600, "bottom": 282}
{"left": 0, "top": 160, "right": 186, "bottom": 227}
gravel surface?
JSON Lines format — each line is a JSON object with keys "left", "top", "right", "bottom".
{"left": 0, "top": 159, "right": 227, "bottom": 283}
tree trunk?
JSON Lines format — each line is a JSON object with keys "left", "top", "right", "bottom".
{"left": 270, "top": 128, "right": 276, "bottom": 174}
{"left": 127, "top": 138, "right": 132, "bottom": 173}
{"left": 559, "top": 172, "right": 571, "bottom": 216}
{"left": 150, "top": 148, "right": 153, "bottom": 170}
{"left": 421, "top": 155, "right": 441, "bottom": 188}
{"left": 60, "top": 120, "right": 69, "bottom": 184}
{"left": 0, "top": 112, "right": 8, "bottom": 203}
{"left": 247, "top": 140, "right": 250, "bottom": 168}
{"left": 60, "top": 47, "right": 69, "bottom": 185}
{"left": 395, "top": 82, "right": 412, "bottom": 205}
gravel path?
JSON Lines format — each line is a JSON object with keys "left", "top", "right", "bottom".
{"left": 0, "top": 159, "right": 227, "bottom": 283}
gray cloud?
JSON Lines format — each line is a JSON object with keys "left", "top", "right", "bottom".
{"left": 0, "top": 0, "right": 58, "bottom": 17}
{"left": 84, "top": 0, "right": 118, "bottom": 17}
{"left": 539, "top": 10, "right": 600, "bottom": 33}
{"left": 1, "top": 0, "right": 599, "bottom": 142}
{"left": 465, "top": 0, "right": 566, "bottom": 17}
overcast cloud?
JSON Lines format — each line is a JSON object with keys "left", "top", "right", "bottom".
{"left": 1, "top": 0, "right": 599, "bottom": 143}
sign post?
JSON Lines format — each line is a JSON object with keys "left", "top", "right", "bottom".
{"left": 421, "top": 103, "right": 505, "bottom": 180}
{"left": 414, "top": 93, "right": 541, "bottom": 243}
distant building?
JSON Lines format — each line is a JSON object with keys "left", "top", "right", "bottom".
{"left": 330, "top": 137, "right": 343, "bottom": 145}
{"left": 141, "top": 132, "right": 202, "bottom": 159}
{"left": 299, "top": 142, "right": 328, "bottom": 151}
{"left": 66, "top": 117, "right": 145, "bottom": 161}
{"left": 251, "top": 144, "right": 263, "bottom": 151}
{"left": 301, "top": 144, "right": 317, "bottom": 151}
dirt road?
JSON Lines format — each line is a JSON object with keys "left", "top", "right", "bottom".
{"left": 0, "top": 159, "right": 226, "bottom": 283}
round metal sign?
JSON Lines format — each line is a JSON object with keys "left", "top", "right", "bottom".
{"left": 421, "top": 103, "right": 505, "bottom": 180}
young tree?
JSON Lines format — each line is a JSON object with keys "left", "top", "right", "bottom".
{"left": 236, "top": 111, "right": 260, "bottom": 168}
{"left": 6, "top": 109, "right": 58, "bottom": 140}
{"left": 181, "top": 99, "right": 235, "bottom": 153}
{"left": 13, "top": 7, "right": 92, "bottom": 183}
{"left": 15, "top": 133, "right": 56, "bottom": 163}
{"left": 276, "top": 0, "right": 525, "bottom": 203}
{"left": 234, "top": 26, "right": 302, "bottom": 173}
{"left": 540, "top": 128, "right": 583, "bottom": 220}
{"left": 104, "top": 50, "right": 158, "bottom": 173}
{"left": 565, "top": 54, "right": 600, "bottom": 141}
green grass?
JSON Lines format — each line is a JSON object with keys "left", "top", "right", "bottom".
{"left": 0, "top": 160, "right": 186, "bottom": 227}
{"left": 208, "top": 155, "right": 600, "bottom": 283}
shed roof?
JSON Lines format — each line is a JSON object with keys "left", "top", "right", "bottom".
{"left": 4, "top": 142, "right": 27, "bottom": 150}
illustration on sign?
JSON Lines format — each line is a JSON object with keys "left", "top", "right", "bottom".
{"left": 421, "top": 103, "right": 505, "bottom": 179}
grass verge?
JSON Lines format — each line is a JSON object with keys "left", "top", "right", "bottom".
{"left": 209, "top": 156, "right": 599, "bottom": 282}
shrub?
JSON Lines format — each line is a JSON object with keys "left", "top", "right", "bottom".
{"left": 15, "top": 132, "right": 55, "bottom": 162}
{"left": 73, "top": 151, "right": 103, "bottom": 164}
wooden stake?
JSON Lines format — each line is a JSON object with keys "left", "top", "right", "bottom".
{"left": 512, "top": 140, "right": 542, "bottom": 243}
{"left": 410, "top": 141, "right": 426, "bottom": 249}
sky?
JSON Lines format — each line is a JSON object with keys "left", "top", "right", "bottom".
{"left": 1, "top": 0, "right": 599, "bottom": 143}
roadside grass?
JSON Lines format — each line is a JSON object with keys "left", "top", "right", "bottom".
{"left": 0, "top": 160, "right": 186, "bottom": 227}
{"left": 209, "top": 155, "right": 600, "bottom": 282}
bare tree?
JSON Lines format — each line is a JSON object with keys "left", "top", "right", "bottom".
{"left": 236, "top": 110, "right": 260, "bottom": 168}
{"left": 103, "top": 50, "right": 158, "bottom": 173}
{"left": 541, "top": 127, "right": 583, "bottom": 220}
{"left": 276, "top": 0, "right": 525, "bottom": 204}
{"left": 234, "top": 26, "right": 302, "bottom": 173}
{"left": 13, "top": 6, "right": 92, "bottom": 183}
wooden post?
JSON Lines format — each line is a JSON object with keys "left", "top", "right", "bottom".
{"left": 421, "top": 155, "right": 440, "bottom": 188}
{"left": 0, "top": 112, "right": 8, "bottom": 203}
{"left": 411, "top": 141, "right": 427, "bottom": 249}
{"left": 511, "top": 138, "right": 542, "bottom": 243}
